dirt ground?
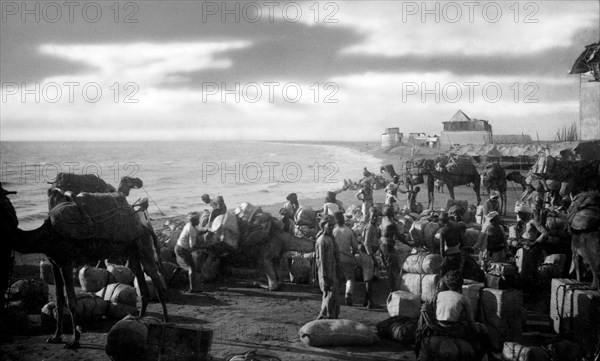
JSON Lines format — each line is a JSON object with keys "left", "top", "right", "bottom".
{"left": 0, "top": 165, "right": 528, "bottom": 361}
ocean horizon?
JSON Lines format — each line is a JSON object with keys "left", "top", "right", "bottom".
{"left": 1, "top": 140, "right": 383, "bottom": 230}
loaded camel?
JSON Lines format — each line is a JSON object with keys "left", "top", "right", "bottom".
{"left": 1, "top": 186, "right": 168, "bottom": 349}
{"left": 380, "top": 164, "right": 435, "bottom": 210}
{"left": 421, "top": 157, "right": 482, "bottom": 205}
{"left": 567, "top": 191, "right": 600, "bottom": 290}
{"left": 202, "top": 208, "right": 316, "bottom": 291}
{"left": 481, "top": 163, "right": 507, "bottom": 215}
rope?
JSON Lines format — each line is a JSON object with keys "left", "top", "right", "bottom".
{"left": 141, "top": 186, "right": 166, "bottom": 216}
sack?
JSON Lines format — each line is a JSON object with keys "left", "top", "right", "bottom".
{"left": 386, "top": 291, "right": 421, "bottom": 319}
{"left": 7, "top": 278, "right": 49, "bottom": 314}
{"left": 567, "top": 191, "right": 600, "bottom": 232}
{"left": 48, "top": 172, "right": 113, "bottom": 196}
{"left": 298, "top": 319, "right": 379, "bottom": 347}
{"left": 419, "top": 336, "right": 476, "bottom": 361}
{"left": 107, "top": 265, "right": 135, "bottom": 285}
{"left": 106, "top": 315, "right": 161, "bottom": 361}
{"left": 375, "top": 316, "right": 417, "bottom": 344}
{"left": 295, "top": 207, "right": 317, "bottom": 227}
{"left": 408, "top": 219, "right": 429, "bottom": 246}
{"left": 399, "top": 273, "right": 439, "bottom": 303}
{"left": 401, "top": 253, "right": 442, "bottom": 274}
{"left": 502, "top": 342, "right": 551, "bottom": 361}
{"left": 211, "top": 212, "right": 240, "bottom": 249}
{"left": 289, "top": 254, "right": 312, "bottom": 284}
{"left": 105, "top": 302, "right": 139, "bottom": 320}
{"left": 96, "top": 283, "right": 138, "bottom": 307}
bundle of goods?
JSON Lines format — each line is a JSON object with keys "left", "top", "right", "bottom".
{"left": 79, "top": 266, "right": 115, "bottom": 293}
{"left": 298, "top": 319, "right": 378, "bottom": 347}
{"left": 408, "top": 219, "right": 441, "bottom": 250}
{"left": 478, "top": 287, "right": 523, "bottom": 351}
{"left": 538, "top": 254, "right": 567, "bottom": 280}
{"left": 375, "top": 316, "right": 417, "bottom": 344}
{"left": 96, "top": 283, "right": 138, "bottom": 319}
{"left": 289, "top": 252, "right": 314, "bottom": 284}
{"left": 294, "top": 206, "right": 317, "bottom": 229}
{"left": 398, "top": 273, "right": 439, "bottom": 303}
{"left": 567, "top": 191, "right": 600, "bottom": 233}
{"left": 210, "top": 211, "right": 240, "bottom": 249}
{"left": 6, "top": 278, "right": 49, "bottom": 314}
{"left": 386, "top": 290, "right": 421, "bottom": 319}
{"left": 462, "top": 282, "right": 485, "bottom": 318}
{"left": 550, "top": 278, "right": 600, "bottom": 356}
{"left": 105, "top": 315, "right": 161, "bottom": 361}
{"left": 419, "top": 336, "right": 477, "bottom": 361}
{"left": 401, "top": 253, "right": 442, "bottom": 274}
{"left": 41, "top": 293, "right": 108, "bottom": 333}
{"left": 531, "top": 156, "right": 557, "bottom": 177}
{"left": 486, "top": 262, "right": 519, "bottom": 290}
{"left": 134, "top": 274, "right": 165, "bottom": 302}
{"left": 107, "top": 264, "right": 135, "bottom": 285}
{"left": 502, "top": 340, "right": 582, "bottom": 361}
{"left": 146, "top": 323, "right": 213, "bottom": 361}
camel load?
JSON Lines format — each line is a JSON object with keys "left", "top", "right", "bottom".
{"left": 49, "top": 192, "right": 145, "bottom": 242}
{"left": 47, "top": 173, "right": 116, "bottom": 196}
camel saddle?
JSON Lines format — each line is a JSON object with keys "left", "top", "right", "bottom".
{"left": 567, "top": 191, "right": 600, "bottom": 232}
{"left": 49, "top": 192, "right": 145, "bottom": 242}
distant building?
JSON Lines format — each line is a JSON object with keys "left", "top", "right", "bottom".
{"left": 493, "top": 134, "right": 533, "bottom": 144}
{"left": 381, "top": 127, "right": 403, "bottom": 150}
{"left": 407, "top": 132, "right": 439, "bottom": 148}
{"left": 440, "top": 110, "right": 493, "bottom": 148}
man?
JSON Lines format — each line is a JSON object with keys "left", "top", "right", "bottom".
{"left": 175, "top": 212, "right": 202, "bottom": 293}
{"left": 481, "top": 191, "right": 501, "bottom": 224}
{"left": 380, "top": 206, "right": 411, "bottom": 291}
{"left": 333, "top": 211, "right": 359, "bottom": 306}
{"left": 280, "top": 192, "right": 299, "bottom": 234}
{"left": 315, "top": 215, "right": 340, "bottom": 320}
{"left": 201, "top": 194, "right": 227, "bottom": 227}
{"left": 438, "top": 212, "right": 463, "bottom": 277}
{"left": 475, "top": 211, "right": 508, "bottom": 265}
{"left": 355, "top": 181, "right": 374, "bottom": 222}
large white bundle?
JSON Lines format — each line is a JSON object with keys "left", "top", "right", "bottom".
{"left": 386, "top": 291, "right": 421, "bottom": 319}
{"left": 298, "top": 319, "right": 379, "bottom": 347}
{"left": 107, "top": 264, "right": 134, "bottom": 285}
{"left": 401, "top": 253, "right": 442, "bottom": 274}
{"left": 399, "top": 273, "right": 439, "bottom": 303}
{"left": 96, "top": 283, "right": 138, "bottom": 307}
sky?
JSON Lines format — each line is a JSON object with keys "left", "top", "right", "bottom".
{"left": 0, "top": 0, "right": 599, "bottom": 141}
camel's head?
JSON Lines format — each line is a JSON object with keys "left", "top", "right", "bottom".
{"left": 118, "top": 177, "right": 143, "bottom": 196}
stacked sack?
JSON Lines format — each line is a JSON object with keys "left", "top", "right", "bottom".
{"left": 41, "top": 293, "right": 108, "bottom": 333}
{"left": 397, "top": 253, "right": 441, "bottom": 304}
{"left": 96, "top": 283, "right": 139, "bottom": 319}
{"left": 408, "top": 218, "right": 441, "bottom": 251}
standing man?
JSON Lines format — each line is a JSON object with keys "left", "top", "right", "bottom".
{"left": 333, "top": 211, "right": 359, "bottom": 306}
{"left": 380, "top": 206, "right": 410, "bottom": 291}
{"left": 280, "top": 192, "right": 299, "bottom": 234}
{"left": 175, "top": 212, "right": 202, "bottom": 293}
{"left": 481, "top": 191, "right": 501, "bottom": 224}
{"left": 438, "top": 212, "right": 463, "bottom": 277}
{"left": 201, "top": 194, "right": 227, "bottom": 227}
{"left": 355, "top": 181, "right": 374, "bottom": 222}
{"left": 315, "top": 215, "right": 340, "bottom": 320}
{"left": 475, "top": 211, "right": 508, "bottom": 266}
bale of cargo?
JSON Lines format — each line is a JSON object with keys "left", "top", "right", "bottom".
{"left": 107, "top": 264, "right": 134, "bottom": 285}
{"left": 401, "top": 253, "right": 442, "bottom": 274}
{"left": 105, "top": 302, "right": 139, "bottom": 320}
{"left": 41, "top": 293, "right": 109, "bottom": 332}
{"left": 79, "top": 266, "right": 114, "bottom": 293}
{"left": 289, "top": 253, "right": 312, "bottom": 284}
{"left": 502, "top": 342, "right": 550, "bottom": 361}
{"left": 375, "top": 316, "right": 417, "bottom": 344}
{"left": 399, "top": 273, "right": 439, "bottom": 303}
{"left": 7, "top": 278, "right": 49, "bottom": 314}
{"left": 96, "top": 283, "right": 138, "bottom": 307}
{"left": 105, "top": 315, "right": 161, "bottom": 361}
{"left": 408, "top": 219, "right": 429, "bottom": 246}
{"left": 463, "top": 228, "right": 480, "bottom": 249}
{"left": 462, "top": 282, "right": 485, "bottom": 319}
{"left": 550, "top": 278, "right": 600, "bottom": 355}
{"left": 40, "top": 258, "right": 54, "bottom": 285}
{"left": 298, "top": 319, "right": 379, "bottom": 347}
{"left": 134, "top": 275, "right": 165, "bottom": 302}
{"left": 423, "top": 222, "right": 441, "bottom": 249}
{"left": 478, "top": 288, "right": 523, "bottom": 351}
{"left": 386, "top": 290, "right": 421, "bottom": 318}
{"left": 295, "top": 206, "right": 317, "bottom": 228}
{"left": 394, "top": 241, "right": 413, "bottom": 254}
{"left": 419, "top": 336, "right": 476, "bottom": 361}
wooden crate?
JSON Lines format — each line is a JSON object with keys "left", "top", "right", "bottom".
{"left": 145, "top": 323, "right": 213, "bottom": 361}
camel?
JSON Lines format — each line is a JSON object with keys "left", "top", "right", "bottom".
{"left": 380, "top": 164, "right": 435, "bottom": 210}
{"left": 421, "top": 158, "right": 481, "bottom": 205}
{"left": 481, "top": 163, "right": 507, "bottom": 215}
{"left": 1, "top": 189, "right": 168, "bottom": 349}
{"left": 202, "top": 211, "right": 316, "bottom": 291}
{"left": 506, "top": 171, "right": 527, "bottom": 191}
{"left": 567, "top": 191, "right": 600, "bottom": 290}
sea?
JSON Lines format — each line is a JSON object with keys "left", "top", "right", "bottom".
{"left": 1, "top": 141, "right": 382, "bottom": 230}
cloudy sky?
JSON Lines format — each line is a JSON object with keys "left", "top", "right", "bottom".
{"left": 1, "top": 1, "right": 598, "bottom": 141}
